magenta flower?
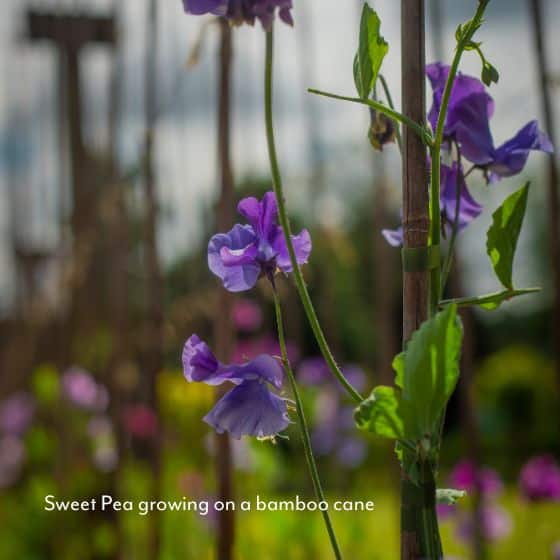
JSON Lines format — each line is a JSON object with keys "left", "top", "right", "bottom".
{"left": 232, "top": 335, "right": 299, "bottom": 364}
{"left": 232, "top": 298, "right": 263, "bottom": 332}
{"left": 519, "top": 455, "right": 560, "bottom": 502}
{"left": 208, "top": 192, "right": 311, "bottom": 292}
{"left": 182, "top": 334, "right": 290, "bottom": 439}
{"left": 182, "top": 0, "right": 293, "bottom": 30}
{"left": 448, "top": 459, "right": 503, "bottom": 497}
{"left": 0, "top": 392, "right": 35, "bottom": 436}
{"left": 62, "top": 368, "right": 109, "bottom": 412}
{"left": 382, "top": 162, "right": 482, "bottom": 247}
{"left": 427, "top": 62, "right": 553, "bottom": 179}
{"left": 123, "top": 404, "right": 158, "bottom": 440}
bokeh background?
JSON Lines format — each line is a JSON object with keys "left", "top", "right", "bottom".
{"left": 1, "top": 0, "right": 559, "bottom": 558}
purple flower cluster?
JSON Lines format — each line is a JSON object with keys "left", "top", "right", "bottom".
{"left": 518, "top": 455, "right": 560, "bottom": 502}
{"left": 182, "top": 335, "right": 290, "bottom": 438}
{"left": 182, "top": 0, "right": 293, "bottom": 30}
{"left": 428, "top": 63, "right": 553, "bottom": 180}
{"left": 383, "top": 62, "right": 553, "bottom": 246}
{"left": 208, "top": 192, "right": 311, "bottom": 292}
{"left": 438, "top": 459, "right": 512, "bottom": 544}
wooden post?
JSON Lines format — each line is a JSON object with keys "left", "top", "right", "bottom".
{"left": 143, "top": 0, "right": 164, "bottom": 556}
{"left": 400, "top": 2, "right": 435, "bottom": 558}
{"left": 214, "top": 20, "right": 236, "bottom": 560}
{"left": 529, "top": 0, "right": 560, "bottom": 416}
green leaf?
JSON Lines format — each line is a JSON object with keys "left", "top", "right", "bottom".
{"left": 436, "top": 488, "right": 467, "bottom": 505}
{"left": 401, "top": 304, "right": 463, "bottom": 439}
{"left": 353, "top": 4, "right": 388, "bottom": 99}
{"left": 355, "top": 386, "right": 406, "bottom": 439}
{"left": 486, "top": 183, "right": 530, "bottom": 290}
{"left": 481, "top": 59, "right": 499, "bottom": 86}
{"left": 440, "top": 287, "right": 540, "bottom": 310}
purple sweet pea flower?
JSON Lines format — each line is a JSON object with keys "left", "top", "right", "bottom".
{"left": 519, "top": 455, "right": 560, "bottom": 502}
{"left": 427, "top": 62, "right": 553, "bottom": 178}
{"left": 208, "top": 191, "right": 311, "bottom": 292}
{"left": 182, "top": 0, "right": 293, "bottom": 30}
{"left": 182, "top": 334, "right": 290, "bottom": 439}
{"left": 382, "top": 162, "right": 481, "bottom": 246}
{"left": 440, "top": 162, "right": 483, "bottom": 232}
{"left": 0, "top": 392, "right": 35, "bottom": 436}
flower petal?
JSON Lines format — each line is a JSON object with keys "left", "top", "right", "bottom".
{"left": 237, "top": 191, "right": 278, "bottom": 240}
{"left": 203, "top": 380, "right": 290, "bottom": 439}
{"left": 208, "top": 224, "right": 261, "bottom": 292}
{"left": 489, "top": 120, "right": 554, "bottom": 178}
{"left": 382, "top": 226, "right": 403, "bottom": 247}
{"left": 271, "top": 227, "right": 312, "bottom": 272}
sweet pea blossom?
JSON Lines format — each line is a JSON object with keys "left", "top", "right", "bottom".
{"left": 519, "top": 455, "right": 560, "bottom": 502}
{"left": 427, "top": 62, "right": 553, "bottom": 179}
{"left": 182, "top": 0, "right": 293, "bottom": 30}
{"left": 208, "top": 191, "right": 311, "bottom": 292}
{"left": 182, "top": 334, "right": 290, "bottom": 439}
{"left": 382, "top": 162, "right": 482, "bottom": 247}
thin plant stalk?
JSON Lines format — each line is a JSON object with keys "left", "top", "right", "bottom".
{"left": 264, "top": 28, "right": 363, "bottom": 404}
{"left": 271, "top": 289, "right": 342, "bottom": 560}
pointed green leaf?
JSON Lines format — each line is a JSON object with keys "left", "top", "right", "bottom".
{"left": 441, "top": 287, "right": 540, "bottom": 310}
{"left": 355, "top": 386, "right": 407, "bottom": 439}
{"left": 353, "top": 4, "right": 388, "bottom": 99}
{"left": 401, "top": 304, "right": 463, "bottom": 439}
{"left": 486, "top": 183, "right": 530, "bottom": 290}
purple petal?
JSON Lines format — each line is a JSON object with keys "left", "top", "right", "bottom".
{"left": 204, "top": 380, "right": 290, "bottom": 439}
{"left": 235, "top": 354, "right": 284, "bottom": 389}
{"left": 271, "top": 227, "right": 312, "bottom": 273}
{"left": 453, "top": 93, "right": 496, "bottom": 165}
{"left": 208, "top": 224, "right": 261, "bottom": 292}
{"left": 183, "top": 335, "right": 220, "bottom": 384}
{"left": 237, "top": 191, "right": 278, "bottom": 240}
{"left": 440, "top": 163, "right": 483, "bottom": 232}
{"left": 489, "top": 120, "right": 554, "bottom": 178}
{"left": 0, "top": 393, "right": 35, "bottom": 436}
{"left": 382, "top": 226, "right": 403, "bottom": 247}
{"left": 182, "top": 0, "right": 227, "bottom": 15}
{"left": 219, "top": 243, "right": 259, "bottom": 267}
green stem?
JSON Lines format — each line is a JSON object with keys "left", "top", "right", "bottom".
{"left": 265, "top": 29, "right": 363, "bottom": 404}
{"left": 272, "top": 289, "right": 343, "bottom": 560}
{"left": 429, "top": 0, "right": 491, "bottom": 313}
{"left": 308, "top": 88, "right": 432, "bottom": 147}
{"left": 378, "top": 74, "right": 402, "bottom": 152}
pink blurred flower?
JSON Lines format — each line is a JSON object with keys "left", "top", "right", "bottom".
{"left": 449, "top": 460, "right": 503, "bottom": 497}
{"left": 0, "top": 392, "right": 35, "bottom": 436}
{"left": 62, "top": 367, "right": 108, "bottom": 412}
{"left": 231, "top": 299, "right": 263, "bottom": 332}
{"left": 519, "top": 455, "right": 560, "bottom": 502}
{"left": 456, "top": 504, "right": 512, "bottom": 543}
{"left": 123, "top": 404, "right": 158, "bottom": 439}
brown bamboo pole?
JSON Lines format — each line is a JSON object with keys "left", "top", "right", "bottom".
{"left": 143, "top": 0, "right": 164, "bottom": 556}
{"left": 528, "top": 0, "right": 560, "bottom": 415}
{"left": 214, "top": 19, "right": 236, "bottom": 560}
{"left": 400, "top": 1, "right": 436, "bottom": 558}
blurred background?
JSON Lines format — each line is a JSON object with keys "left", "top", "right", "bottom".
{"left": 0, "top": 0, "right": 559, "bottom": 558}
